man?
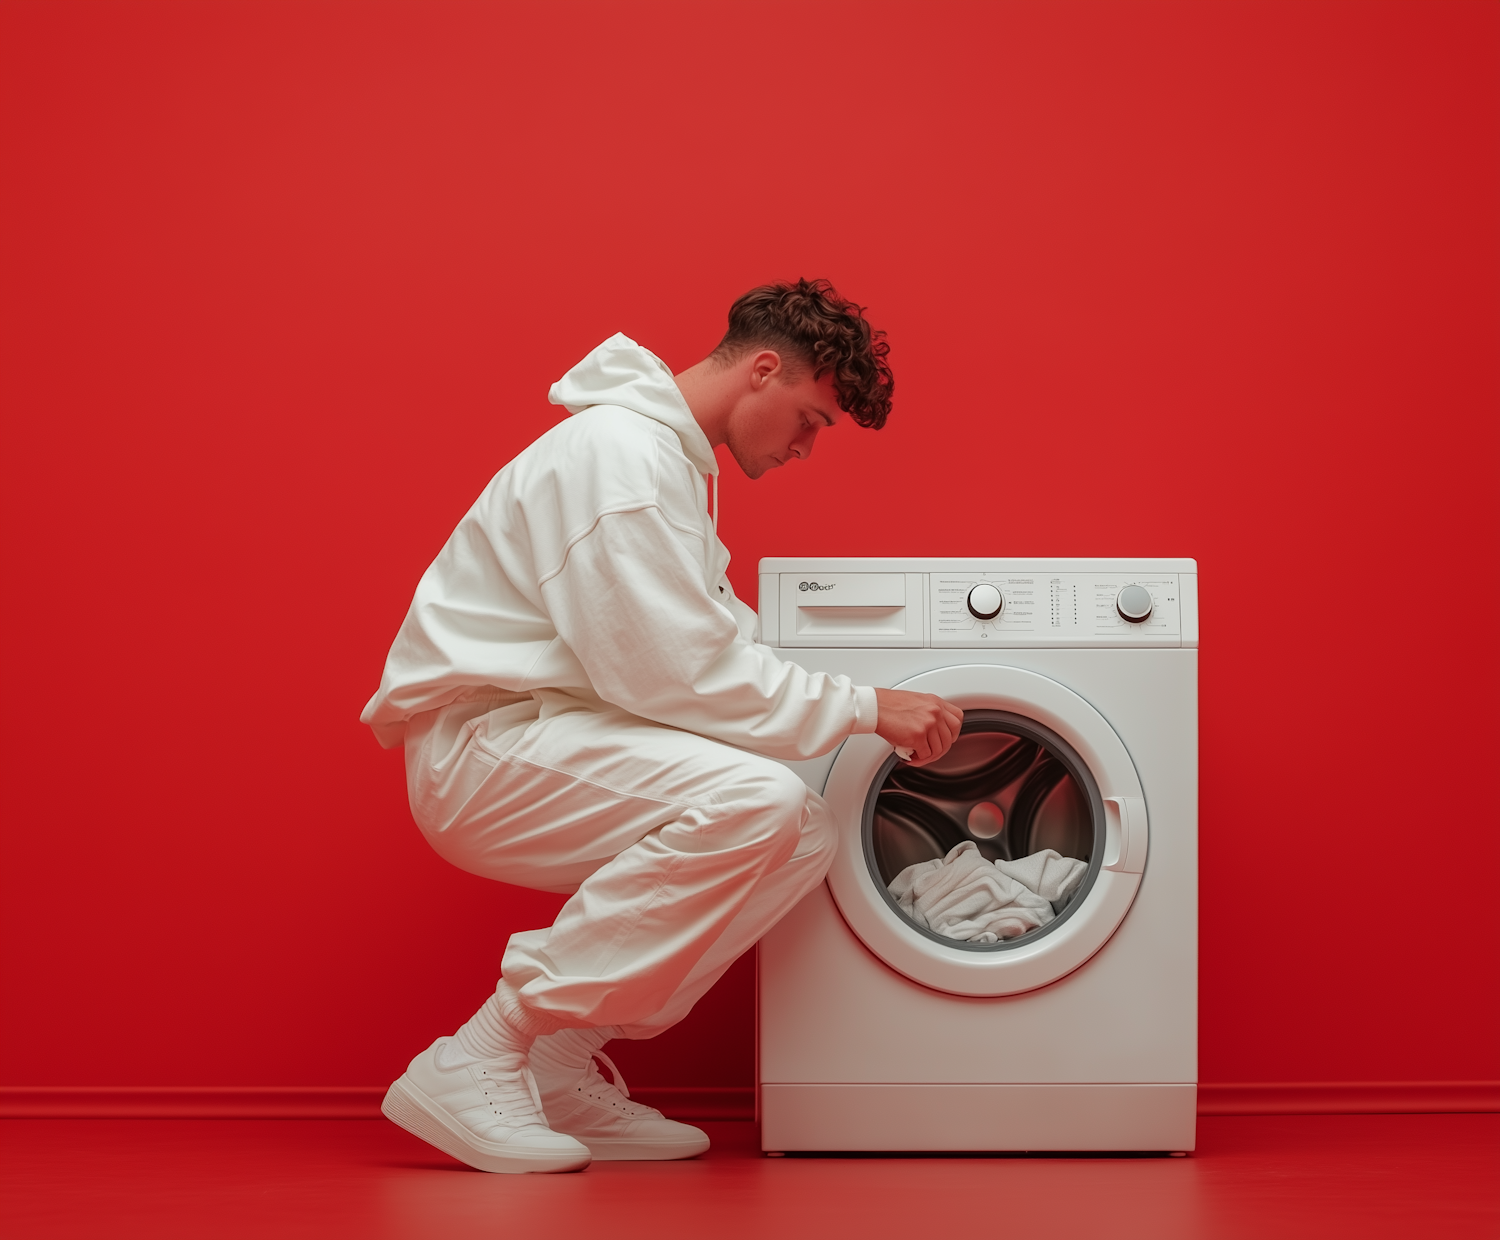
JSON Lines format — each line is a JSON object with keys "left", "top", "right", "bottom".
{"left": 362, "top": 279, "right": 962, "bottom": 1173}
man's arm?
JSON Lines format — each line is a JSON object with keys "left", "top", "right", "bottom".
{"left": 541, "top": 505, "right": 883, "bottom": 760}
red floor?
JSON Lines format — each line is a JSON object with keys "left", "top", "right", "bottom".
{"left": 3, "top": 1114, "right": 1496, "bottom": 1239}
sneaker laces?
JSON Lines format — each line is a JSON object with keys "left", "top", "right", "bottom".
{"left": 475, "top": 1060, "right": 549, "bottom": 1126}
{"left": 579, "top": 1051, "right": 655, "bottom": 1116}
{"left": 592, "top": 1051, "right": 629, "bottom": 1099}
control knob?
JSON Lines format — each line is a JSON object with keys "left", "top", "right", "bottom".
{"left": 967, "top": 583, "right": 1004, "bottom": 620}
{"left": 1116, "top": 584, "right": 1154, "bottom": 623}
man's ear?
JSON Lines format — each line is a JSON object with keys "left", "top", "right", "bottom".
{"left": 748, "top": 349, "right": 783, "bottom": 389}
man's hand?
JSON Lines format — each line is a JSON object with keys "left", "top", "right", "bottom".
{"left": 874, "top": 688, "right": 964, "bottom": 766}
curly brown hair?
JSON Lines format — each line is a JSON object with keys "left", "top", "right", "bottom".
{"left": 713, "top": 278, "right": 893, "bottom": 429}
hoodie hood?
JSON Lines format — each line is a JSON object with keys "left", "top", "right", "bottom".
{"left": 548, "top": 333, "right": 717, "bottom": 476}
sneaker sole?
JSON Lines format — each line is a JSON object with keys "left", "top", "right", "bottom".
{"left": 574, "top": 1133, "right": 712, "bottom": 1161}
{"left": 382, "top": 1076, "right": 592, "bottom": 1174}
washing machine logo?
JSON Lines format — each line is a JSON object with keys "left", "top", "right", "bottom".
{"left": 799, "top": 581, "right": 836, "bottom": 592}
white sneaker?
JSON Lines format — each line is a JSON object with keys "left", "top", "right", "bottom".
{"left": 530, "top": 1029, "right": 710, "bottom": 1161}
{"left": 381, "top": 1037, "right": 592, "bottom": 1174}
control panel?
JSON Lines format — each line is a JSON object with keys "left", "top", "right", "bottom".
{"left": 930, "top": 573, "right": 1182, "bottom": 647}
{"left": 757, "top": 560, "right": 1197, "bottom": 649}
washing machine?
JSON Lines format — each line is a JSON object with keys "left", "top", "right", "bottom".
{"left": 756, "top": 558, "right": 1197, "bottom": 1153}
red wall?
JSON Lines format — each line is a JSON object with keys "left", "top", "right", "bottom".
{"left": 2, "top": 1, "right": 1496, "bottom": 1094}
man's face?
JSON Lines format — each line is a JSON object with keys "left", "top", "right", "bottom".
{"left": 723, "top": 363, "right": 846, "bottom": 480}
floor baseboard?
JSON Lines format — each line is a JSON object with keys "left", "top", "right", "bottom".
{"left": 3, "top": 1081, "right": 1494, "bottom": 1121}
{"left": 0, "top": 1087, "right": 387, "bottom": 1119}
{"left": 1196, "top": 1081, "right": 1500, "bottom": 1115}
{"left": 0, "top": 1085, "right": 759, "bottom": 1121}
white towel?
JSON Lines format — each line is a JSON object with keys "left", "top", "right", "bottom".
{"left": 888, "top": 842, "right": 1088, "bottom": 944}
{"left": 994, "top": 849, "right": 1088, "bottom": 906}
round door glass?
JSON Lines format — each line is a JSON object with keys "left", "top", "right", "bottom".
{"left": 861, "top": 710, "right": 1105, "bottom": 951}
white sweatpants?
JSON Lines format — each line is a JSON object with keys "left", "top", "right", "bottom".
{"left": 404, "top": 688, "right": 838, "bottom": 1039}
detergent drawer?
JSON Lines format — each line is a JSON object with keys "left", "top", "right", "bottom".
{"left": 764, "top": 572, "right": 926, "bottom": 648}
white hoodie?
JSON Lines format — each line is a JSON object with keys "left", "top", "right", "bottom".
{"left": 360, "top": 334, "right": 879, "bottom": 757}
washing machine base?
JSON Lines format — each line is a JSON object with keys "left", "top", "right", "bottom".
{"left": 759, "top": 1083, "right": 1197, "bottom": 1152}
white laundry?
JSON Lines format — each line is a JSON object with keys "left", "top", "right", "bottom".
{"left": 889, "top": 842, "right": 1088, "bottom": 944}
{"left": 994, "top": 849, "right": 1089, "bottom": 906}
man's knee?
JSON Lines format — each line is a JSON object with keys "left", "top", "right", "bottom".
{"left": 802, "top": 789, "right": 839, "bottom": 863}
{"left": 762, "top": 761, "right": 814, "bottom": 815}
{"left": 717, "top": 759, "right": 813, "bottom": 855}
{"left": 761, "top": 769, "right": 844, "bottom": 882}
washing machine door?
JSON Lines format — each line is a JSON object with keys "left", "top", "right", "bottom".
{"left": 823, "top": 664, "right": 1148, "bottom": 997}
